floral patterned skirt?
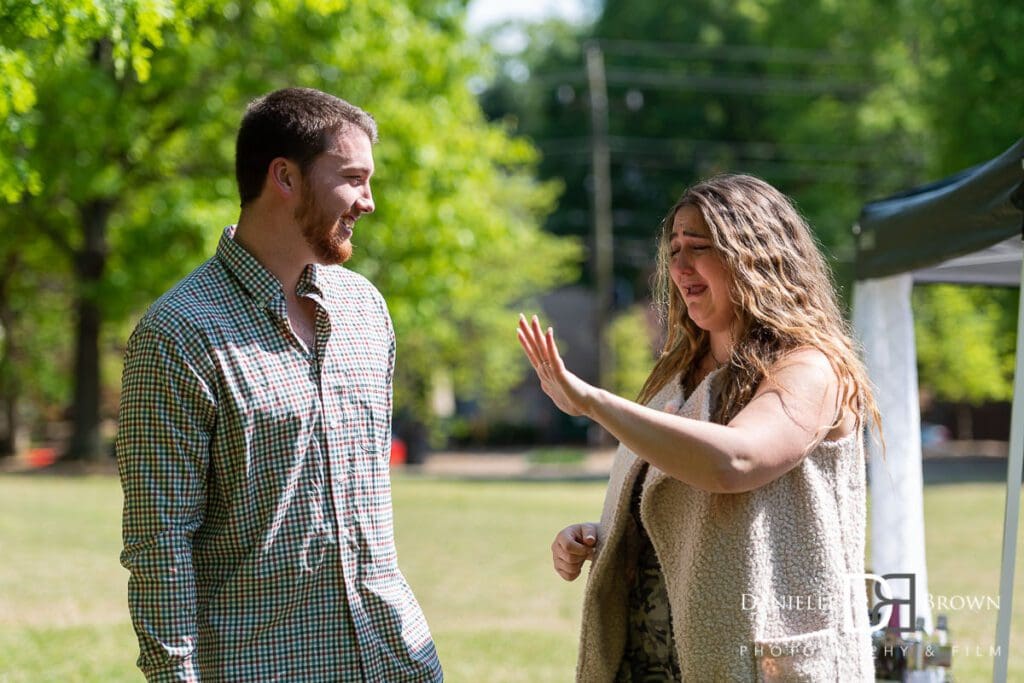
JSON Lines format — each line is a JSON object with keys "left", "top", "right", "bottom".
{"left": 615, "top": 467, "right": 682, "bottom": 682}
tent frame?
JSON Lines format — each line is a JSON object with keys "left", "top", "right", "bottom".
{"left": 854, "top": 140, "right": 1024, "bottom": 682}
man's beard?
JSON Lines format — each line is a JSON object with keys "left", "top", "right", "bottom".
{"left": 295, "top": 177, "right": 353, "bottom": 265}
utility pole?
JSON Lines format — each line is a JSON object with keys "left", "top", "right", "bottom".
{"left": 586, "top": 42, "right": 614, "bottom": 445}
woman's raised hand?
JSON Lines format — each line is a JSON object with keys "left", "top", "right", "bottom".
{"left": 517, "top": 314, "right": 595, "bottom": 418}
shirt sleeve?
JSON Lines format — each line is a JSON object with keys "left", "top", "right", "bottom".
{"left": 116, "top": 322, "right": 217, "bottom": 682}
{"left": 380, "top": 292, "right": 396, "bottom": 442}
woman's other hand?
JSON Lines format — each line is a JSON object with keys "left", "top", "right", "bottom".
{"left": 552, "top": 523, "right": 598, "bottom": 581}
{"left": 517, "top": 314, "right": 596, "bottom": 418}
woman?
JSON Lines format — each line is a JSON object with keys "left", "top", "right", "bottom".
{"left": 517, "top": 174, "right": 879, "bottom": 682}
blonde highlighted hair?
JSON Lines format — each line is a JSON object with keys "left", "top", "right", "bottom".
{"left": 637, "top": 174, "right": 879, "bottom": 432}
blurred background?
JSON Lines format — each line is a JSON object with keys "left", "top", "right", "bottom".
{"left": 1, "top": 0, "right": 1022, "bottom": 680}
{"left": 0, "top": 0, "right": 1019, "bottom": 464}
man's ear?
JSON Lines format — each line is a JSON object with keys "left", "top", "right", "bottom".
{"left": 268, "top": 157, "right": 299, "bottom": 198}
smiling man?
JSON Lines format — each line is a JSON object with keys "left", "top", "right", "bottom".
{"left": 116, "top": 88, "right": 442, "bottom": 682}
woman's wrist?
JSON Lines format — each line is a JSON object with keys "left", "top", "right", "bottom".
{"left": 581, "top": 385, "right": 610, "bottom": 421}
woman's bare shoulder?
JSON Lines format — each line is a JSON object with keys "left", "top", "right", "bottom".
{"left": 762, "top": 346, "right": 855, "bottom": 440}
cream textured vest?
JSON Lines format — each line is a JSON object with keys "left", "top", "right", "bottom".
{"left": 576, "top": 369, "right": 873, "bottom": 682}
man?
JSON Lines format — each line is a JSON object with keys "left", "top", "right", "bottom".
{"left": 116, "top": 87, "right": 442, "bottom": 682}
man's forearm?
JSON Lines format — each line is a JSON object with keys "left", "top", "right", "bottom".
{"left": 124, "top": 531, "right": 201, "bottom": 681}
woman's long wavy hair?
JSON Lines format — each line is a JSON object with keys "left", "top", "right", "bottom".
{"left": 637, "top": 174, "right": 880, "bottom": 433}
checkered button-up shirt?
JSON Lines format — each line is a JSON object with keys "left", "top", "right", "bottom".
{"left": 116, "top": 227, "right": 442, "bottom": 682}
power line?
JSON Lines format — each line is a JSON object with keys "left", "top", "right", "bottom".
{"left": 535, "top": 136, "right": 923, "bottom": 169}
{"left": 606, "top": 67, "right": 867, "bottom": 96}
{"left": 532, "top": 68, "right": 866, "bottom": 95}
{"left": 594, "top": 38, "right": 870, "bottom": 67}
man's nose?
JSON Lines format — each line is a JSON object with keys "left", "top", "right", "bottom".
{"left": 357, "top": 185, "right": 374, "bottom": 214}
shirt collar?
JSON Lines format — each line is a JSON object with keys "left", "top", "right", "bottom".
{"left": 217, "top": 225, "right": 327, "bottom": 307}
{"left": 216, "top": 225, "right": 284, "bottom": 308}
{"left": 296, "top": 262, "right": 325, "bottom": 302}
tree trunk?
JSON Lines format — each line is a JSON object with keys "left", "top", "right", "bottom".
{"left": 0, "top": 335, "right": 20, "bottom": 457}
{"left": 65, "top": 199, "right": 113, "bottom": 462}
{"left": 956, "top": 403, "right": 974, "bottom": 442}
{"left": 0, "top": 254, "right": 20, "bottom": 458}
{"left": 0, "top": 394, "right": 21, "bottom": 458}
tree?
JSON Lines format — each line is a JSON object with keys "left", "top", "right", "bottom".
{"left": 477, "top": 1, "right": 929, "bottom": 313}
{"left": 0, "top": 214, "right": 73, "bottom": 457}
{"left": 1, "top": 0, "right": 579, "bottom": 460}
{"left": 608, "top": 304, "right": 657, "bottom": 399}
{"left": 914, "top": 285, "right": 1016, "bottom": 438}
{"left": 478, "top": 0, "right": 1021, "bottom": 409}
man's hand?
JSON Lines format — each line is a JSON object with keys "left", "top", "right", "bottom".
{"left": 551, "top": 523, "right": 598, "bottom": 581}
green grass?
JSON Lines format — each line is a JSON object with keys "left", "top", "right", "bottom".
{"left": 0, "top": 473, "right": 1022, "bottom": 682}
{"left": 0, "top": 473, "right": 605, "bottom": 682}
{"left": 917, "top": 482, "right": 1024, "bottom": 682}
{"left": 523, "top": 447, "right": 587, "bottom": 467}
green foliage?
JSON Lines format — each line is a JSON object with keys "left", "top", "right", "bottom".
{"left": 0, "top": 0, "right": 580, "bottom": 444}
{"left": 0, "top": 0, "right": 211, "bottom": 203}
{"left": 913, "top": 285, "right": 1017, "bottom": 404}
{"left": 478, "top": 0, "right": 1024, "bottom": 301}
{"left": 893, "top": 0, "right": 1024, "bottom": 175}
{"left": 608, "top": 304, "right": 657, "bottom": 400}
{"left": 478, "top": 0, "right": 1022, "bottom": 417}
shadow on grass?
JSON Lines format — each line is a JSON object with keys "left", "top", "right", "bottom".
{"left": 922, "top": 456, "right": 1015, "bottom": 485}
{"left": 403, "top": 467, "right": 611, "bottom": 484}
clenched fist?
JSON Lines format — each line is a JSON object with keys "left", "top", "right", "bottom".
{"left": 551, "top": 523, "right": 599, "bottom": 581}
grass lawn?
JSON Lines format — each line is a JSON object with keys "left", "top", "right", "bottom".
{"left": 0, "top": 471, "right": 1022, "bottom": 681}
{"left": 916, "top": 482, "right": 1024, "bottom": 682}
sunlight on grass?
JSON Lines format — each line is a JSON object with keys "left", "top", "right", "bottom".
{"left": 1, "top": 472, "right": 1022, "bottom": 681}
{"left": 0, "top": 473, "right": 605, "bottom": 682}
{"left": 918, "top": 482, "right": 1024, "bottom": 682}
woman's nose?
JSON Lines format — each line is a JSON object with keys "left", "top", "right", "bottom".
{"left": 674, "top": 251, "right": 692, "bottom": 272}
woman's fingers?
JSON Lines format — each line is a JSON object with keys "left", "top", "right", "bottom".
{"left": 531, "top": 315, "right": 548, "bottom": 355}
{"left": 519, "top": 313, "right": 561, "bottom": 374}
{"left": 517, "top": 328, "right": 542, "bottom": 370}
{"left": 545, "top": 326, "right": 563, "bottom": 371}
{"left": 553, "top": 526, "right": 593, "bottom": 558}
{"left": 552, "top": 523, "right": 598, "bottom": 581}
{"left": 518, "top": 315, "right": 549, "bottom": 367}
{"left": 554, "top": 558, "right": 582, "bottom": 581}
{"left": 553, "top": 550, "right": 586, "bottom": 579}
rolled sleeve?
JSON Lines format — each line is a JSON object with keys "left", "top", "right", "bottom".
{"left": 116, "top": 323, "right": 216, "bottom": 681}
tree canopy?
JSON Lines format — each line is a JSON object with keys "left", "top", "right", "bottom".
{"left": 478, "top": 0, "right": 1023, "bottom": 407}
{"left": 0, "top": 0, "right": 579, "bottom": 458}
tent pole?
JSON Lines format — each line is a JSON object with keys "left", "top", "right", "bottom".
{"left": 993, "top": 249, "right": 1024, "bottom": 682}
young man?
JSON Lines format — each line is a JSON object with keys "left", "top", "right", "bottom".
{"left": 116, "top": 88, "right": 442, "bottom": 682}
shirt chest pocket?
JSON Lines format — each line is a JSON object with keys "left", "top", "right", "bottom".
{"left": 330, "top": 376, "right": 390, "bottom": 459}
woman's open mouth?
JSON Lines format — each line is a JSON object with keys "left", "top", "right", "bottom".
{"left": 685, "top": 284, "right": 707, "bottom": 297}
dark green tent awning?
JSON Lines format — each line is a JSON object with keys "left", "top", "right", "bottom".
{"left": 855, "top": 138, "right": 1024, "bottom": 282}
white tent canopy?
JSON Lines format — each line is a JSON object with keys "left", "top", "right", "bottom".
{"left": 852, "top": 138, "right": 1024, "bottom": 682}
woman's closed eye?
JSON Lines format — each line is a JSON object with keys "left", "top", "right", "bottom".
{"left": 671, "top": 245, "right": 710, "bottom": 257}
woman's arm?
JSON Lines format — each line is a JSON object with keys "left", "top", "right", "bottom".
{"left": 518, "top": 315, "right": 847, "bottom": 494}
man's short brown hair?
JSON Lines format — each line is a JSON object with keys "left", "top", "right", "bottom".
{"left": 235, "top": 87, "right": 378, "bottom": 206}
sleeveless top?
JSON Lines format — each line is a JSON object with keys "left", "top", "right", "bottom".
{"left": 575, "top": 369, "right": 873, "bottom": 682}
